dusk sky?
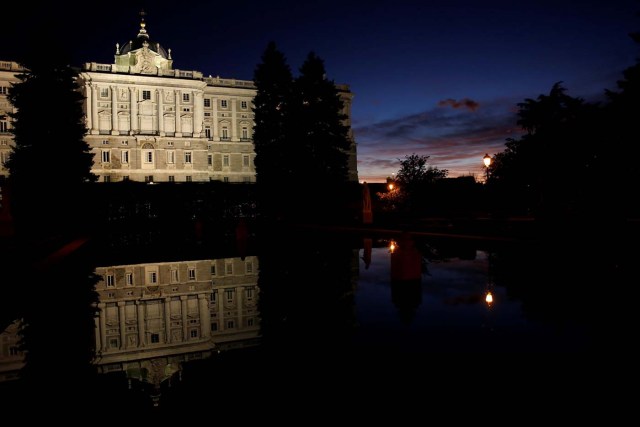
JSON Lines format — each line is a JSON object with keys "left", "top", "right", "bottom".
{"left": 5, "top": 0, "right": 640, "bottom": 182}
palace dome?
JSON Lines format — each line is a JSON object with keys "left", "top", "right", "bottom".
{"left": 118, "top": 15, "right": 169, "bottom": 59}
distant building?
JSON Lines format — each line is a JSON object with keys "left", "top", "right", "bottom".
{"left": 0, "top": 14, "right": 357, "bottom": 183}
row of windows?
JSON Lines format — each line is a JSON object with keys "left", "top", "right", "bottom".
{"left": 104, "top": 263, "right": 254, "bottom": 286}
{"left": 100, "top": 150, "right": 251, "bottom": 167}
{"left": 98, "top": 88, "right": 249, "bottom": 110}
{"left": 209, "top": 287, "right": 255, "bottom": 304}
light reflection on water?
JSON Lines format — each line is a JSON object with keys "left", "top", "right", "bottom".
{"left": 353, "top": 245, "right": 590, "bottom": 354}
{"left": 0, "top": 227, "right": 612, "bottom": 409}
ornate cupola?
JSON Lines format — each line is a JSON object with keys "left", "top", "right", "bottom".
{"left": 114, "top": 10, "right": 173, "bottom": 74}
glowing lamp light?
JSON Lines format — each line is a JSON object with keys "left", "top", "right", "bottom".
{"left": 485, "top": 291, "right": 493, "bottom": 305}
{"left": 388, "top": 183, "right": 395, "bottom": 191}
{"left": 483, "top": 153, "right": 492, "bottom": 168}
{"left": 388, "top": 240, "right": 397, "bottom": 253}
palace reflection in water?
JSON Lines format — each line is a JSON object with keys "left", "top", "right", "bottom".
{"left": 1, "top": 221, "right": 631, "bottom": 411}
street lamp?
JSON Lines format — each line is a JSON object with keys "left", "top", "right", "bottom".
{"left": 483, "top": 153, "right": 492, "bottom": 183}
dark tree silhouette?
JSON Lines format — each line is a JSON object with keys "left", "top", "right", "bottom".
{"left": 5, "top": 53, "right": 97, "bottom": 237}
{"left": 252, "top": 41, "right": 294, "bottom": 188}
{"left": 604, "top": 29, "right": 640, "bottom": 218}
{"left": 379, "top": 153, "right": 448, "bottom": 214}
{"left": 489, "top": 82, "right": 604, "bottom": 220}
{"left": 293, "top": 52, "right": 351, "bottom": 188}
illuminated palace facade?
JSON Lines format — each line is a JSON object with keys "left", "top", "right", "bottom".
{"left": 0, "top": 17, "right": 357, "bottom": 183}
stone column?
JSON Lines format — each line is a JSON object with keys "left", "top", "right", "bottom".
{"left": 164, "top": 297, "right": 172, "bottom": 344}
{"left": 158, "top": 89, "right": 165, "bottom": 136}
{"left": 118, "top": 301, "right": 126, "bottom": 349}
{"left": 93, "top": 312, "right": 101, "bottom": 352}
{"left": 175, "top": 90, "right": 182, "bottom": 137}
{"left": 236, "top": 286, "right": 244, "bottom": 330}
{"left": 129, "top": 87, "right": 137, "bottom": 134}
{"left": 137, "top": 301, "right": 145, "bottom": 347}
{"left": 98, "top": 302, "right": 107, "bottom": 352}
{"left": 212, "top": 98, "right": 219, "bottom": 140}
{"left": 217, "top": 290, "right": 225, "bottom": 331}
{"left": 85, "top": 83, "right": 93, "bottom": 132}
{"left": 111, "top": 85, "right": 119, "bottom": 135}
{"left": 91, "top": 85, "right": 99, "bottom": 135}
{"left": 194, "top": 92, "right": 203, "bottom": 136}
{"left": 198, "top": 294, "right": 211, "bottom": 338}
{"left": 231, "top": 99, "right": 237, "bottom": 141}
{"left": 181, "top": 295, "right": 188, "bottom": 341}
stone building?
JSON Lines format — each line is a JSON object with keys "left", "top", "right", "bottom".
{"left": 0, "top": 14, "right": 357, "bottom": 183}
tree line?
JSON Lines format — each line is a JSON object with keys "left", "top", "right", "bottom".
{"left": 378, "top": 28, "right": 640, "bottom": 224}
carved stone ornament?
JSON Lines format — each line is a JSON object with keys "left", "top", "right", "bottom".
{"left": 134, "top": 41, "right": 156, "bottom": 75}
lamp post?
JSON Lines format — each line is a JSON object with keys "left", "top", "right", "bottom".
{"left": 483, "top": 153, "right": 492, "bottom": 183}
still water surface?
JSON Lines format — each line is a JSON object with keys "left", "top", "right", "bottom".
{"left": 0, "top": 222, "right": 625, "bottom": 412}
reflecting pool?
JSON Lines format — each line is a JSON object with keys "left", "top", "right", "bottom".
{"left": 0, "top": 221, "right": 632, "bottom": 412}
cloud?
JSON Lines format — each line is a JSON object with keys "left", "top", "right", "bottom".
{"left": 438, "top": 98, "right": 480, "bottom": 111}
{"left": 354, "top": 97, "right": 523, "bottom": 181}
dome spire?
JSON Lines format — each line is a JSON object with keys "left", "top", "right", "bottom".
{"left": 137, "top": 9, "right": 149, "bottom": 38}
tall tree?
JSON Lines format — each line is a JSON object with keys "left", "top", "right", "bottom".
{"left": 6, "top": 53, "right": 96, "bottom": 237}
{"left": 490, "top": 82, "right": 603, "bottom": 219}
{"left": 252, "top": 41, "right": 294, "bottom": 187}
{"left": 293, "top": 52, "right": 351, "bottom": 188}
{"left": 604, "top": 29, "right": 640, "bottom": 218}
{"left": 377, "top": 153, "right": 449, "bottom": 213}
